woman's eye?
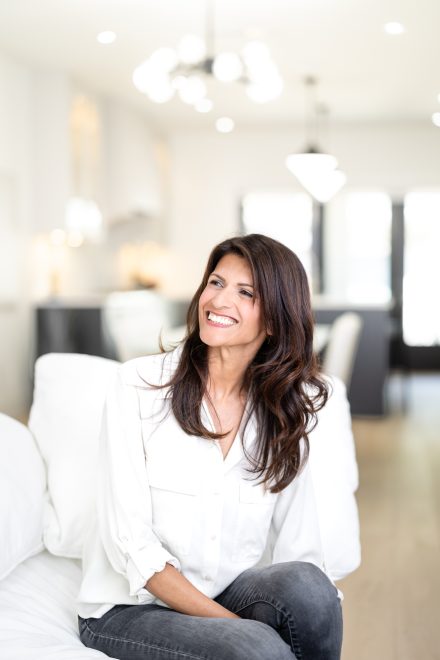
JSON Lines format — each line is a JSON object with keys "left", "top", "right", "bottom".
{"left": 240, "top": 289, "right": 253, "bottom": 298}
{"left": 209, "top": 279, "right": 222, "bottom": 287}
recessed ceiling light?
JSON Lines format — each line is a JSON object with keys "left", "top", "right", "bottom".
{"left": 432, "top": 113, "right": 440, "bottom": 128}
{"left": 215, "top": 117, "right": 235, "bottom": 133}
{"left": 97, "top": 31, "right": 116, "bottom": 45}
{"left": 383, "top": 22, "right": 406, "bottom": 35}
{"left": 195, "top": 99, "right": 213, "bottom": 113}
{"left": 67, "top": 231, "right": 84, "bottom": 248}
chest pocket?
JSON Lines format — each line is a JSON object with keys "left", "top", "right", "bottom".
{"left": 232, "top": 482, "right": 277, "bottom": 562}
{"left": 148, "top": 468, "right": 198, "bottom": 557}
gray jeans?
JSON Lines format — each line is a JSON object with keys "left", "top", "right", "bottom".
{"left": 78, "top": 561, "right": 343, "bottom": 660}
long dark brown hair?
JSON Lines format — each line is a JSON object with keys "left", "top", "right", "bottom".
{"left": 159, "top": 234, "right": 329, "bottom": 492}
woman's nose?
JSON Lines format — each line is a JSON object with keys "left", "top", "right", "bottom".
{"left": 212, "top": 286, "right": 232, "bottom": 308}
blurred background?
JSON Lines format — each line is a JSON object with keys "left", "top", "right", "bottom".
{"left": 0, "top": 1, "right": 439, "bottom": 657}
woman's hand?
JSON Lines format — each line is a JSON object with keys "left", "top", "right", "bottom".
{"left": 146, "top": 563, "right": 240, "bottom": 619}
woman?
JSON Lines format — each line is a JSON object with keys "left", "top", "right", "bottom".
{"left": 77, "top": 234, "right": 352, "bottom": 660}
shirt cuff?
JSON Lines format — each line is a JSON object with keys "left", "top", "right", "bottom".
{"left": 124, "top": 543, "right": 181, "bottom": 601}
{"left": 323, "top": 566, "right": 344, "bottom": 601}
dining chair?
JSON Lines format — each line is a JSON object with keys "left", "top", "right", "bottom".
{"left": 102, "top": 290, "right": 170, "bottom": 362}
{"left": 322, "top": 312, "right": 363, "bottom": 389}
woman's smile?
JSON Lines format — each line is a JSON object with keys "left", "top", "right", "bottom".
{"left": 206, "top": 311, "right": 238, "bottom": 327}
{"left": 198, "top": 253, "right": 267, "bottom": 354}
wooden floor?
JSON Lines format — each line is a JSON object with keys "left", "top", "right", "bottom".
{"left": 339, "top": 373, "right": 440, "bottom": 660}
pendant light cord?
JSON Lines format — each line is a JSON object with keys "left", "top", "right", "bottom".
{"left": 205, "top": 0, "right": 215, "bottom": 60}
{"left": 304, "top": 76, "right": 318, "bottom": 151}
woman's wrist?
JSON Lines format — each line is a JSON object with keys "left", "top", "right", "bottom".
{"left": 146, "top": 564, "right": 239, "bottom": 619}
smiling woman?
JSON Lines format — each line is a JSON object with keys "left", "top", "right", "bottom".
{"left": 198, "top": 253, "right": 267, "bottom": 355}
{"left": 165, "top": 233, "right": 328, "bottom": 492}
{"left": 77, "top": 234, "right": 360, "bottom": 660}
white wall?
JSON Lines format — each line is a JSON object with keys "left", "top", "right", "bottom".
{"left": 102, "top": 98, "right": 162, "bottom": 224}
{"left": 167, "top": 121, "right": 440, "bottom": 297}
{"left": 0, "top": 54, "right": 165, "bottom": 418}
{"left": 32, "top": 71, "right": 71, "bottom": 233}
{"left": 0, "top": 52, "right": 33, "bottom": 419}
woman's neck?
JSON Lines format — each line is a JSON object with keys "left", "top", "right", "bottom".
{"left": 206, "top": 347, "right": 251, "bottom": 402}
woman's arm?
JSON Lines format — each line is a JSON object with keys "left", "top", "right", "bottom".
{"left": 146, "top": 564, "right": 239, "bottom": 618}
{"left": 97, "top": 368, "right": 181, "bottom": 601}
{"left": 98, "top": 364, "right": 239, "bottom": 617}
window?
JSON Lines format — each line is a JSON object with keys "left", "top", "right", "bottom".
{"left": 241, "top": 191, "right": 315, "bottom": 287}
{"left": 403, "top": 192, "right": 440, "bottom": 346}
{"left": 324, "top": 192, "right": 392, "bottom": 303}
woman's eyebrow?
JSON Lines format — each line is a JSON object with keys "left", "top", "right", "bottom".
{"left": 211, "top": 272, "right": 254, "bottom": 288}
{"left": 210, "top": 272, "right": 225, "bottom": 281}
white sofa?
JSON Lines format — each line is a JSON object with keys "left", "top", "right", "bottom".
{"left": 0, "top": 352, "right": 361, "bottom": 659}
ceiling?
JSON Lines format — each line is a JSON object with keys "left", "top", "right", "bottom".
{"left": 0, "top": 0, "right": 439, "bottom": 129}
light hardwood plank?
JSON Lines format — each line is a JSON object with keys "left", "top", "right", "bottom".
{"left": 340, "top": 374, "right": 440, "bottom": 660}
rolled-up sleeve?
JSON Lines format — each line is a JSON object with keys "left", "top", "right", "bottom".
{"left": 97, "top": 368, "right": 180, "bottom": 602}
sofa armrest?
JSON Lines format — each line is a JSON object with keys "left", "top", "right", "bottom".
{"left": 0, "top": 413, "right": 46, "bottom": 580}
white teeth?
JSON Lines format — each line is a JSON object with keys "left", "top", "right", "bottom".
{"left": 208, "top": 312, "right": 236, "bottom": 326}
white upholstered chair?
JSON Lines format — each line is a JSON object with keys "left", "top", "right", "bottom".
{"left": 102, "top": 290, "right": 170, "bottom": 362}
{"left": 322, "top": 312, "right": 363, "bottom": 389}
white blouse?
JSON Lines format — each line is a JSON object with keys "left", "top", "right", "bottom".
{"left": 77, "top": 347, "right": 360, "bottom": 619}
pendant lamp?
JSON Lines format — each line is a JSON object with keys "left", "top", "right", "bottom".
{"left": 286, "top": 77, "right": 346, "bottom": 203}
{"left": 133, "top": 0, "right": 283, "bottom": 111}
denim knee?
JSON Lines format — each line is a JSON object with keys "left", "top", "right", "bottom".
{"left": 265, "top": 561, "right": 342, "bottom": 658}
{"left": 263, "top": 561, "right": 338, "bottom": 608}
{"left": 226, "top": 620, "right": 294, "bottom": 660}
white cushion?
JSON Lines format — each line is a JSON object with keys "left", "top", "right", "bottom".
{"left": 0, "top": 550, "right": 113, "bottom": 658}
{"left": 0, "top": 413, "right": 46, "bottom": 580}
{"left": 28, "top": 353, "right": 119, "bottom": 559}
{"left": 308, "top": 376, "right": 361, "bottom": 579}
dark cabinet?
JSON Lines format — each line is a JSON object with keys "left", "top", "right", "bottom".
{"left": 35, "top": 304, "right": 117, "bottom": 360}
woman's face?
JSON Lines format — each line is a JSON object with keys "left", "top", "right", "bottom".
{"left": 198, "top": 253, "right": 267, "bottom": 355}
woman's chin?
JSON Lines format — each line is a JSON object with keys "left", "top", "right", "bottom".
{"left": 199, "top": 327, "right": 232, "bottom": 348}
{"left": 199, "top": 333, "right": 223, "bottom": 347}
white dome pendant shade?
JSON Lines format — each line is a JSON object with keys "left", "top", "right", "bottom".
{"left": 286, "top": 77, "right": 347, "bottom": 203}
{"left": 286, "top": 149, "right": 347, "bottom": 203}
